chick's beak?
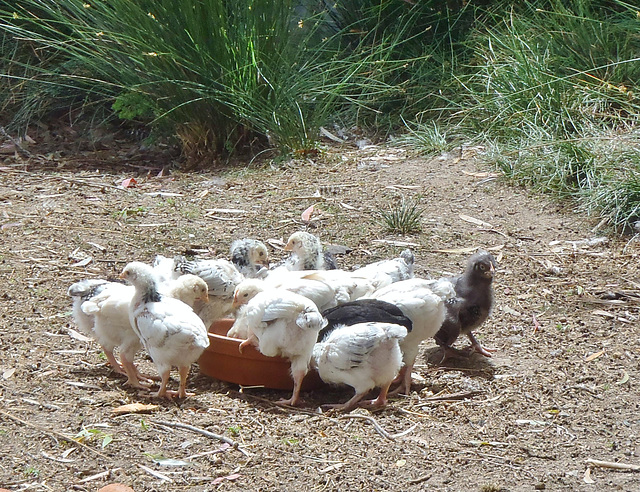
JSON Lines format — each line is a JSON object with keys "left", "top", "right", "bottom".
{"left": 231, "top": 294, "right": 240, "bottom": 309}
{"left": 284, "top": 240, "right": 293, "bottom": 252}
{"left": 118, "top": 272, "right": 126, "bottom": 280}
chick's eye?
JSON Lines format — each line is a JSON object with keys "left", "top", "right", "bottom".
{"left": 259, "top": 252, "right": 264, "bottom": 257}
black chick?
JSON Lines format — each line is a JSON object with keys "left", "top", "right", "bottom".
{"left": 319, "top": 298, "right": 413, "bottom": 342}
{"left": 434, "top": 249, "right": 497, "bottom": 362}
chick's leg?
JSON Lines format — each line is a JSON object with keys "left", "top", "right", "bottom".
{"left": 238, "top": 334, "right": 258, "bottom": 354}
{"left": 278, "top": 367, "right": 306, "bottom": 407}
{"left": 177, "top": 365, "right": 195, "bottom": 399}
{"left": 102, "top": 348, "right": 125, "bottom": 375}
{"left": 120, "top": 354, "right": 152, "bottom": 388}
{"left": 388, "top": 365, "right": 411, "bottom": 395}
{"left": 151, "top": 369, "right": 178, "bottom": 399}
{"left": 322, "top": 391, "right": 366, "bottom": 412}
{"left": 467, "top": 331, "right": 496, "bottom": 358}
{"left": 361, "top": 380, "right": 393, "bottom": 408}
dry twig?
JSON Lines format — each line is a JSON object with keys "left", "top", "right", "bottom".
{"left": 338, "top": 414, "right": 417, "bottom": 441}
{"left": 152, "top": 420, "right": 252, "bottom": 458}
{"left": 586, "top": 459, "right": 640, "bottom": 472}
{"left": 0, "top": 409, "right": 110, "bottom": 460}
{"left": 0, "top": 126, "right": 32, "bottom": 158}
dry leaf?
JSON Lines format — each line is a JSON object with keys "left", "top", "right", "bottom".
{"left": 301, "top": 204, "right": 314, "bottom": 222}
{"left": 585, "top": 350, "right": 605, "bottom": 362}
{"left": 212, "top": 473, "right": 241, "bottom": 485}
{"left": 111, "top": 403, "right": 159, "bottom": 415}
{"left": 459, "top": 214, "right": 494, "bottom": 228}
{"left": 68, "top": 328, "right": 92, "bottom": 343}
{"left": 70, "top": 257, "right": 93, "bottom": 267}
{"left": 1, "top": 222, "right": 22, "bottom": 230}
{"left": 120, "top": 177, "right": 137, "bottom": 188}
{"left": 2, "top": 368, "right": 16, "bottom": 379}
{"left": 584, "top": 467, "right": 595, "bottom": 484}
{"left": 434, "top": 246, "right": 478, "bottom": 254}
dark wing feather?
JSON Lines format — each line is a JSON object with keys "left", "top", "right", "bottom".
{"left": 319, "top": 299, "right": 412, "bottom": 342}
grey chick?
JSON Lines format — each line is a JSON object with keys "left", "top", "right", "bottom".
{"left": 434, "top": 249, "right": 497, "bottom": 362}
{"left": 230, "top": 238, "right": 269, "bottom": 278}
{"left": 283, "top": 231, "right": 338, "bottom": 271}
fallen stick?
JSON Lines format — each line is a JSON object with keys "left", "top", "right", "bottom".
{"left": 586, "top": 459, "right": 640, "bottom": 472}
{"left": 152, "top": 420, "right": 252, "bottom": 458}
{"left": 422, "top": 390, "right": 484, "bottom": 402}
{"left": 0, "top": 126, "right": 32, "bottom": 158}
{"left": 0, "top": 409, "right": 110, "bottom": 460}
{"left": 338, "top": 414, "right": 417, "bottom": 441}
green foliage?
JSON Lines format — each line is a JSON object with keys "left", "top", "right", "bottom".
{"left": 1, "top": 0, "right": 640, "bottom": 230}
{"left": 74, "top": 427, "right": 113, "bottom": 448}
{"left": 112, "top": 92, "right": 156, "bottom": 121}
{"left": 378, "top": 197, "right": 424, "bottom": 234}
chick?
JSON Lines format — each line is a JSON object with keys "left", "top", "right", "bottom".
{"left": 313, "top": 322, "right": 407, "bottom": 411}
{"left": 174, "top": 256, "right": 244, "bottom": 327}
{"left": 230, "top": 238, "right": 269, "bottom": 278}
{"left": 120, "top": 262, "right": 209, "bottom": 399}
{"left": 370, "top": 278, "right": 456, "bottom": 394}
{"left": 283, "top": 231, "right": 337, "bottom": 271}
{"left": 434, "top": 250, "right": 497, "bottom": 362}
{"left": 231, "top": 280, "right": 326, "bottom": 406}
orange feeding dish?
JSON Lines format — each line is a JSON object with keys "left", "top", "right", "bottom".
{"left": 198, "top": 319, "right": 323, "bottom": 391}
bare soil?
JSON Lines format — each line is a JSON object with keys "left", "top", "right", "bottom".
{"left": 1, "top": 129, "right": 639, "bottom": 492}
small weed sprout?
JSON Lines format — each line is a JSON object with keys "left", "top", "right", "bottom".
{"left": 378, "top": 197, "right": 424, "bottom": 234}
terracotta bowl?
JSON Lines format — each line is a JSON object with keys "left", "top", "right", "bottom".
{"left": 198, "top": 319, "right": 323, "bottom": 391}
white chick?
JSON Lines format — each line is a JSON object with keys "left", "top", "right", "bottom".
{"left": 174, "top": 256, "right": 244, "bottom": 327}
{"left": 120, "top": 262, "right": 209, "bottom": 399}
{"left": 350, "top": 249, "right": 414, "bottom": 291}
{"left": 302, "top": 269, "right": 378, "bottom": 302}
{"left": 68, "top": 274, "right": 209, "bottom": 390}
{"left": 282, "top": 231, "right": 337, "bottom": 271}
{"left": 227, "top": 277, "right": 335, "bottom": 337}
{"left": 313, "top": 322, "right": 407, "bottom": 411}
{"left": 230, "top": 238, "right": 269, "bottom": 278}
{"left": 152, "top": 254, "right": 181, "bottom": 284}
{"left": 231, "top": 280, "right": 327, "bottom": 406}
{"left": 370, "top": 278, "right": 455, "bottom": 395}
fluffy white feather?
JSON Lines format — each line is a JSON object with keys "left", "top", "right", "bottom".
{"left": 120, "top": 262, "right": 209, "bottom": 398}
{"left": 369, "top": 277, "right": 455, "bottom": 394}
{"left": 232, "top": 280, "right": 326, "bottom": 406}
{"left": 350, "top": 249, "right": 414, "bottom": 292}
{"left": 313, "top": 322, "right": 407, "bottom": 411}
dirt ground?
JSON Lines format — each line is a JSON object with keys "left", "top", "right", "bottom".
{"left": 1, "top": 127, "right": 639, "bottom": 492}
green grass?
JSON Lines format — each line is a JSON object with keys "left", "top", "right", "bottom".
{"left": 378, "top": 197, "right": 424, "bottom": 234}
{"left": 1, "top": 0, "right": 639, "bottom": 231}
{"left": 415, "top": 0, "right": 640, "bottom": 232}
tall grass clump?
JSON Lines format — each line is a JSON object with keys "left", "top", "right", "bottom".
{"left": 378, "top": 196, "right": 424, "bottom": 234}
{"left": 428, "top": 0, "right": 640, "bottom": 231}
{"left": 0, "top": 1, "right": 315, "bottom": 159}
{"left": 0, "top": 0, "right": 472, "bottom": 161}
